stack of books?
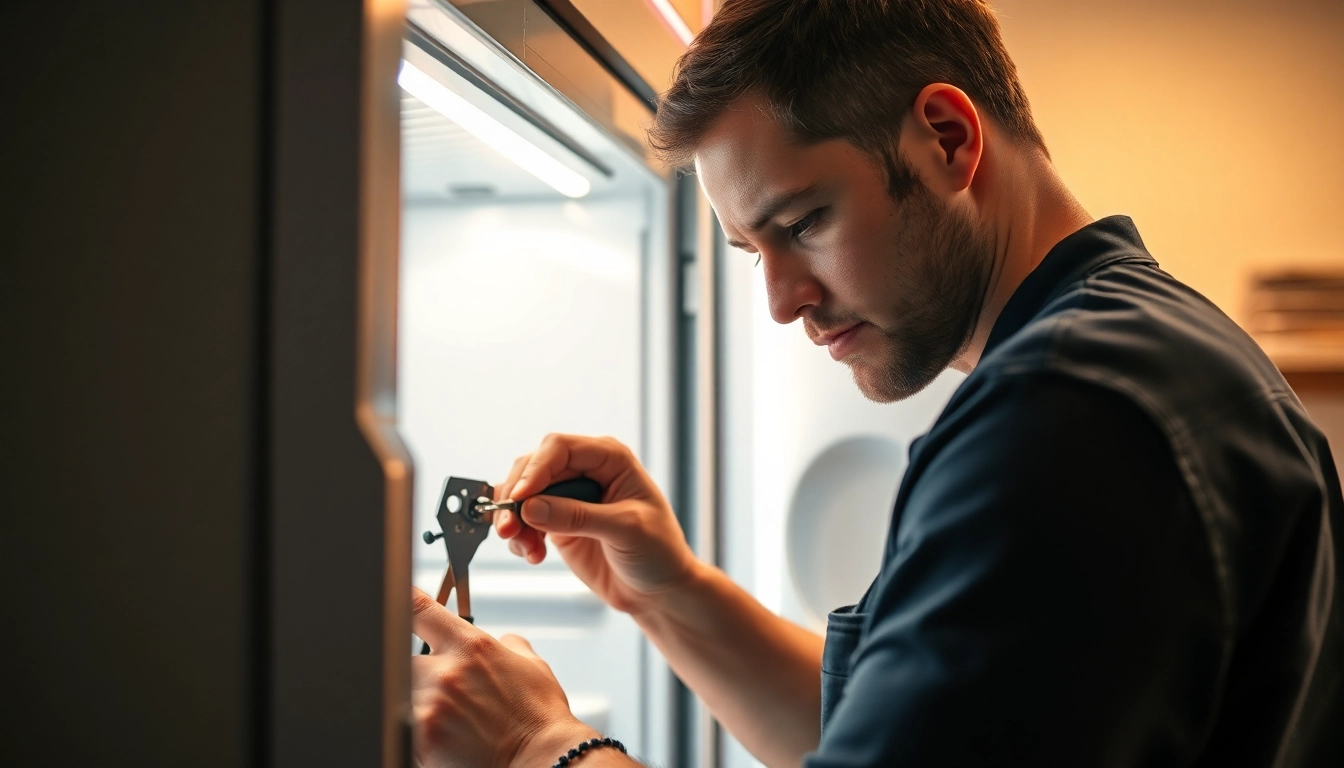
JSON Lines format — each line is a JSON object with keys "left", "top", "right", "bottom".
{"left": 1247, "top": 271, "right": 1344, "bottom": 372}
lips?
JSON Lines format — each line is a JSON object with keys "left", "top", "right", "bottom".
{"left": 813, "top": 323, "right": 861, "bottom": 347}
{"left": 815, "top": 322, "right": 865, "bottom": 361}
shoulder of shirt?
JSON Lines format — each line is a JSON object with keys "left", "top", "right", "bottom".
{"left": 895, "top": 248, "right": 1333, "bottom": 648}
{"left": 946, "top": 257, "right": 1295, "bottom": 448}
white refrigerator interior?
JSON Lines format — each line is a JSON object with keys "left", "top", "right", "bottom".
{"left": 402, "top": 199, "right": 647, "bottom": 738}
{"left": 395, "top": 7, "right": 674, "bottom": 758}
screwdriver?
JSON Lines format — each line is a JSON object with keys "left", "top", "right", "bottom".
{"left": 469, "top": 476, "right": 605, "bottom": 522}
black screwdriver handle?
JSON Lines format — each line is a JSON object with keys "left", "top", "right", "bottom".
{"left": 532, "top": 476, "right": 603, "bottom": 505}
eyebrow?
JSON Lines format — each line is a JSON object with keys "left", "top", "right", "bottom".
{"left": 725, "top": 183, "right": 819, "bottom": 249}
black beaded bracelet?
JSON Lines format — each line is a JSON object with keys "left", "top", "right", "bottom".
{"left": 550, "top": 736, "right": 627, "bottom": 767}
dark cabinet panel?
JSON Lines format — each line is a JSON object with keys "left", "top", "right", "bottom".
{"left": 4, "top": 2, "right": 267, "bottom": 766}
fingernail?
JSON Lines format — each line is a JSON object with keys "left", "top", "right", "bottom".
{"left": 509, "top": 539, "right": 524, "bottom": 557}
{"left": 523, "top": 498, "right": 550, "bottom": 525}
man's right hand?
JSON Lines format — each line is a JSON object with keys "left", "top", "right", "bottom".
{"left": 492, "top": 434, "right": 701, "bottom": 616}
{"left": 496, "top": 433, "right": 824, "bottom": 766}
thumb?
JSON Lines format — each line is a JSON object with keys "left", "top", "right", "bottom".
{"left": 519, "top": 495, "right": 635, "bottom": 542}
{"left": 412, "top": 586, "right": 482, "bottom": 653}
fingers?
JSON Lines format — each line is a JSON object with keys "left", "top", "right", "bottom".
{"left": 496, "top": 453, "right": 532, "bottom": 506}
{"left": 510, "top": 434, "right": 631, "bottom": 501}
{"left": 412, "top": 587, "right": 484, "bottom": 653}
{"left": 497, "top": 434, "right": 639, "bottom": 561}
{"left": 508, "top": 529, "right": 549, "bottom": 564}
{"left": 496, "top": 453, "right": 549, "bottom": 562}
{"left": 496, "top": 507, "right": 549, "bottom": 564}
{"left": 495, "top": 507, "right": 521, "bottom": 538}
{"left": 520, "top": 495, "right": 635, "bottom": 543}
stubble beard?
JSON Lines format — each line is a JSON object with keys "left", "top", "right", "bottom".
{"left": 849, "top": 181, "right": 995, "bottom": 404}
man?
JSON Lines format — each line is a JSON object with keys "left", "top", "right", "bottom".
{"left": 409, "top": 1, "right": 1344, "bottom": 766}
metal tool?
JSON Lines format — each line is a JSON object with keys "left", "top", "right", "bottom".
{"left": 419, "top": 475, "right": 603, "bottom": 652}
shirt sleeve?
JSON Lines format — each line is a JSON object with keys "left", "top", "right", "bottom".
{"left": 805, "top": 374, "right": 1224, "bottom": 767}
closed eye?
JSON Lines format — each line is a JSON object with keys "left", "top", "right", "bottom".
{"left": 788, "top": 208, "right": 823, "bottom": 240}
{"left": 748, "top": 208, "right": 825, "bottom": 268}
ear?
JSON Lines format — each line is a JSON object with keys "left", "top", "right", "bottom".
{"left": 898, "top": 83, "right": 983, "bottom": 195}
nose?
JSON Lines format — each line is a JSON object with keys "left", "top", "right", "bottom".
{"left": 762, "top": 249, "right": 823, "bottom": 325}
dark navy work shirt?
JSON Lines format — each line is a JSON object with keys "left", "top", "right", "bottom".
{"left": 808, "top": 217, "right": 1343, "bottom": 767}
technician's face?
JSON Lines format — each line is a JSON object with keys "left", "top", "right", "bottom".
{"left": 695, "top": 99, "right": 994, "bottom": 403}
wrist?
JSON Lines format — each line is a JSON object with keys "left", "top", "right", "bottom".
{"left": 510, "top": 719, "right": 601, "bottom": 768}
{"left": 628, "top": 558, "right": 717, "bottom": 628}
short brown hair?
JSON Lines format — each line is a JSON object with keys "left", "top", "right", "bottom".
{"left": 649, "top": 0, "right": 1047, "bottom": 183}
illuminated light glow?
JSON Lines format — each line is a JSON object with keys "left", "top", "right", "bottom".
{"left": 646, "top": 0, "right": 695, "bottom": 46}
{"left": 752, "top": 268, "right": 785, "bottom": 615}
{"left": 398, "top": 60, "right": 592, "bottom": 198}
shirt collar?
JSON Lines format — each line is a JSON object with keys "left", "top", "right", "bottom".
{"left": 982, "top": 215, "right": 1155, "bottom": 358}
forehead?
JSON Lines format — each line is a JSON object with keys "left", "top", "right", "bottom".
{"left": 692, "top": 97, "right": 866, "bottom": 231}
{"left": 695, "top": 100, "right": 799, "bottom": 202}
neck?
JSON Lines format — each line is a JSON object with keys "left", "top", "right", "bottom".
{"left": 949, "top": 149, "right": 1093, "bottom": 374}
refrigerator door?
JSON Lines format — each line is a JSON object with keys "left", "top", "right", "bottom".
{"left": 397, "top": 2, "right": 678, "bottom": 762}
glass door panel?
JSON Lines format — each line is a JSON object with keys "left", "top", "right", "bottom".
{"left": 397, "top": 3, "right": 674, "bottom": 756}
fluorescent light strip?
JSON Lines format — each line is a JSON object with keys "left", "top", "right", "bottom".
{"left": 647, "top": 0, "right": 695, "bottom": 45}
{"left": 398, "top": 60, "right": 592, "bottom": 199}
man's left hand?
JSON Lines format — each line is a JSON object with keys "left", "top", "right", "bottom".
{"left": 412, "top": 588, "right": 599, "bottom": 768}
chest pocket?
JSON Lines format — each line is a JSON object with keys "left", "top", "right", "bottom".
{"left": 821, "top": 603, "right": 868, "bottom": 734}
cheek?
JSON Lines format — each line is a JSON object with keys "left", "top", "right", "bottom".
{"left": 818, "top": 229, "right": 904, "bottom": 312}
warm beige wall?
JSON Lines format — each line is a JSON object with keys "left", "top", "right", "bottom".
{"left": 572, "top": 0, "right": 693, "bottom": 93}
{"left": 994, "top": 0, "right": 1344, "bottom": 327}
{"left": 581, "top": 0, "right": 1344, "bottom": 325}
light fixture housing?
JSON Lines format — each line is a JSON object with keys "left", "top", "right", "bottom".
{"left": 646, "top": 0, "right": 695, "bottom": 45}
{"left": 398, "top": 59, "right": 593, "bottom": 199}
